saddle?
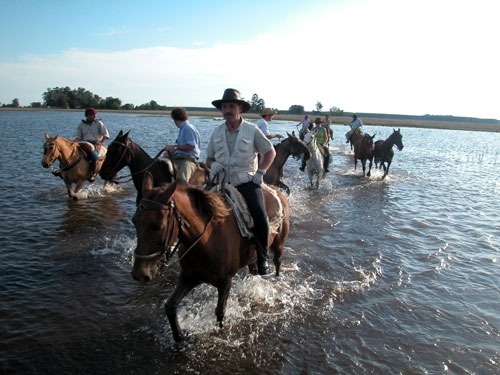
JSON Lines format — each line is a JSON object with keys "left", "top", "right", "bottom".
{"left": 210, "top": 184, "right": 284, "bottom": 239}
{"left": 77, "top": 142, "right": 107, "bottom": 161}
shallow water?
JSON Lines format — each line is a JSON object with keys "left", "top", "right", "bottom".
{"left": 1, "top": 110, "right": 499, "bottom": 374}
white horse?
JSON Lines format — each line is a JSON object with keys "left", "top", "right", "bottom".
{"left": 302, "top": 131, "right": 325, "bottom": 189}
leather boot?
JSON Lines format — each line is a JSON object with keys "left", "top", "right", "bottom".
{"left": 88, "top": 161, "right": 97, "bottom": 182}
{"left": 299, "top": 157, "right": 306, "bottom": 172}
{"left": 256, "top": 246, "right": 270, "bottom": 275}
{"left": 324, "top": 154, "right": 330, "bottom": 173}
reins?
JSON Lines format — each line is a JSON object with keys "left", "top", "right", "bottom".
{"left": 133, "top": 196, "right": 213, "bottom": 265}
{"left": 45, "top": 139, "right": 82, "bottom": 172}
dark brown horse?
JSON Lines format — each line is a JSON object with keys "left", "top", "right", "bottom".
{"left": 352, "top": 132, "right": 375, "bottom": 177}
{"left": 99, "top": 130, "right": 208, "bottom": 205}
{"left": 132, "top": 172, "right": 290, "bottom": 342}
{"left": 41, "top": 133, "right": 107, "bottom": 200}
{"left": 373, "top": 128, "right": 404, "bottom": 179}
{"left": 264, "top": 131, "right": 310, "bottom": 194}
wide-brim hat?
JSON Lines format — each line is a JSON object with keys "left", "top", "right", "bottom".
{"left": 212, "top": 88, "right": 251, "bottom": 113}
{"left": 314, "top": 117, "right": 323, "bottom": 124}
{"left": 261, "top": 108, "right": 277, "bottom": 116}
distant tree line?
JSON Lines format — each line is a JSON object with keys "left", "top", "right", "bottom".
{"left": 0, "top": 86, "right": 345, "bottom": 118}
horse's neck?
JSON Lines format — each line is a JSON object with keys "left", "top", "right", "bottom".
{"left": 273, "top": 143, "right": 291, "bottom": 167}
{"left": 128, "top": 143, "right": 154, "bottom": 172}
{"left": 58, "top": 139, "right": 80, "bottom": 166}
{"left": 385, "top": 135, "right": 395, "bottom": 150}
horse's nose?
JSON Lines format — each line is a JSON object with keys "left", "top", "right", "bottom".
{"left": 131, "top": 269, "right": 152, "bottom": 284}
{"left": 41, "top": 161, "right": 49, "bottom": 168}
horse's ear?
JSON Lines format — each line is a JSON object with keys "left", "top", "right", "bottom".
{"left": 124, "top": 130, "right": 131, "bottom": 139}
{"left": 142, "top": 171, "right": 154, "bottom": 195}
{"left": 45, "top": 132, "right": 49, "bottom": 140}
{"left": 287, "top": 131, "right": 292, "bottom": 137}
{"left": 118, "top": 130, "right": 123, "bottom": 137}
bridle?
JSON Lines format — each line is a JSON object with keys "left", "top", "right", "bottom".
{"left": 107, "top": 139, "right": 166, "bottom": 183}
{"left": 43, "top": 139, "right": 81, "bottom": 171}
{"left": 133, "top": 195, "right": 213, "bottom": 264}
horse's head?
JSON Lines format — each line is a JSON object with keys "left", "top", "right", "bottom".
{"left": 392, "top": 128, "right": 404, "bottom": 151}
{"left": 41, "top": 133, "right": 60, "bottom": 168}
{"left": 285, "top": 131, "right": 311, "bottom": 160}
{"left": 302, "top": 131, "right": 315, "bottom": 146}
{"left": 99, "top": 130, "right": 132, "bottom": 180}
{"left": 131, "top": 172, "right": 178, "bottom": 283}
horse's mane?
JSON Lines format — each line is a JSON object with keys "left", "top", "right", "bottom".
{"left": 182, "top": 185, "right": 232, "bottom": 222}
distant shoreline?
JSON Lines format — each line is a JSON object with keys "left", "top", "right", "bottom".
{"left": 2, "top": 107, "right": 499, "bottom": 132}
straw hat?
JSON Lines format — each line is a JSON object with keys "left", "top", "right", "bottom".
{"left": 211, "top": 88, "right": 251, "bottom": 113}
{"left": 261, "top": 108, "right": 277, "bottom": 116}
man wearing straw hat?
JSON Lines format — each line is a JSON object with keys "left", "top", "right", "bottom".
{"left": 206, "top": 88, "right": 275, "bottom": 275}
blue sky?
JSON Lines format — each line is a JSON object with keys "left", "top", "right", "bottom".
{"left": 1, "top": 0, "right": 499, "bottom": 119}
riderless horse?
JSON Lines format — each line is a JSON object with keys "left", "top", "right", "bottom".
{"left": 302, "top": 131, "right": 325, "bottom": 189}
{"left": 352, "top": 132, "right": 375, "bottom": 177}
{"left": 41, "top": 133, "right": 107, "bottom": 200}
{"left": 373, "top": 128, "right": 404, "bottom": 179}
{"left": 132, "top": 172, "right": 290, "bottom": 341}
{"left": 263, "top": 131, "right": 310, "bottom": 195}
{"left": 99, "top": 130, "right": 208, "bottom": 205}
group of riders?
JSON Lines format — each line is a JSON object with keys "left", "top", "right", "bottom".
{"left": 297, "top": 113, "right": 364, "bottom": 173}
{"left": 62, "top": 91, "right": 365, "bottom": 277}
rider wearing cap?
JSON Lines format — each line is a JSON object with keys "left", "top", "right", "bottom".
{"left": 75, "top": 108, "right": 109, "bottom": 182}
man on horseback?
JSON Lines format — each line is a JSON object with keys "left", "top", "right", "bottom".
{"left": 75, "top": 108, "right": 109, "bottom": 182}
{"left": 206, "top": 88, "right": 276, "bottom": 276}
{"left": 163, "top": 107, "right": 201, "bottom": 185}
{"left": 345, "top": 114, "right": 363, "bottom": 144}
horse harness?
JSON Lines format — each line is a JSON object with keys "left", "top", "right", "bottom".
{"left": 108, "top": 139, "right": 168, "bottom": 183}
{"left": 44, "top": 139, "right": 83, "bottom": 172}
{"left": 133, "top": 196, "right": 214, "bottom": 264}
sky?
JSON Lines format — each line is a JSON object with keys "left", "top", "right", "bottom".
{"left": 1, "top": 0, "right": 499, "bottom": 119}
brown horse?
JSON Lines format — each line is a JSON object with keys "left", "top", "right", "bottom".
{"left": 373, "top": 128, "right": 404, "bottom": 179}
{"left": 352, "top": 132, "right": 375, "bottom": 177}
{"left": 263, "top": 131, "right": 310, "bottom": 195}
{"left": 41, "top": 133, "right": 107, "bottom": 199}
{"left": 132, "top": 172, "right": 290, "bottom": 342}
{"left": 99, "top": 130, "right": 208, "bottom": 205}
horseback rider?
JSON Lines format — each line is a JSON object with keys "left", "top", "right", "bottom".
{"left": 163, "top": 107, "right": 201, "bottom": 185}
{"left": 300, "top": 117, "right": 330, "bottom": 173}
{"left": 313, "top": 117, "right": 330, "bottom": 173}
{"left": 345, "top": 114, "right": 363, "bottom": 144}
{"left": 206, "top": 88, "right": 275, "bottom": 276}
{"left": 75, "top": 108, "right": 109, "bottom": 182}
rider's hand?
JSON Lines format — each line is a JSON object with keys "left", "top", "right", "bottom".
{"left": 252, "top": 169, "right": 265, "bottom": 185}
{"left": 209, "top": 162, "right": 224, "bottom": 180}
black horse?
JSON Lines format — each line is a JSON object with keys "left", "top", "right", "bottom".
{"left": 99, "top": 130, "right": 175, "bottom": 205}
{"left": 352, "top": 132, "right": 376, "bottom": 177}
{"left": 373, "top": 128, "right": 404, "bottom": 179}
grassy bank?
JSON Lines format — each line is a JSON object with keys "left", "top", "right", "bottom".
{"left": 2, "top": 107, "right": 499, "bottom": 132}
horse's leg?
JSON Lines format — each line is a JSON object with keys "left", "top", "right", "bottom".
{"left": 215, "top": 278, "right": 232, "bottom": 328}
{"left": 383, "top": 160, "right": 391, "bottom": 179}
{"left": 367, "top": 157, "right": 373, "bottom": 177}
{"left": 165, "top": 273, "right": 198, "bottom": 342}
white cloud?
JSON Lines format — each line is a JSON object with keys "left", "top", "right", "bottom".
{"left": 1, "top": 0, "right": 499, "bottom": 119}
